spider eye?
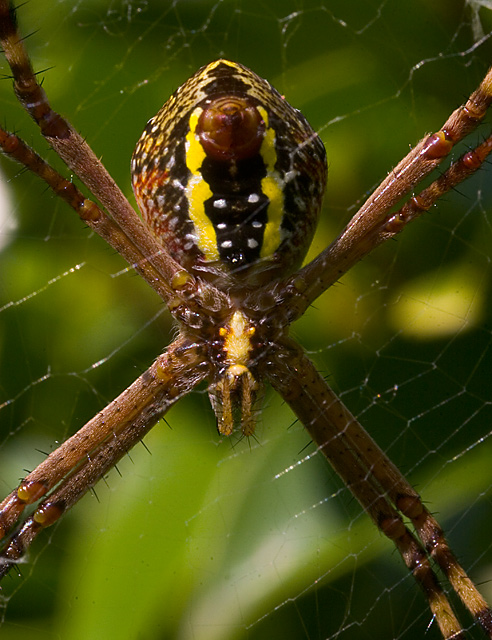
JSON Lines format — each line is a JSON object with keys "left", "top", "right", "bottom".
{"left": 196, "top": 97, "right": 265, "bottom": 162}
{"left": 131, "top": 59, "right": 327, "bottom": 288}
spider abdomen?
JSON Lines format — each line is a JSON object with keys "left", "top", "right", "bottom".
{"left": 131, "top": 59, "right": 327, "bottom": 290}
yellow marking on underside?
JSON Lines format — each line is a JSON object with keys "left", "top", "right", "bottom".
{"left": 185, "top": 107, "right": 219, "bottom": 261}
{"left": 223, "top": 310, "right": 255, "bottom": 366}
{"left": 214, "top": 310, "right": 258, "bottom": 436}
{"left": 257, "top": 106, "right": 284, "bottom": 259}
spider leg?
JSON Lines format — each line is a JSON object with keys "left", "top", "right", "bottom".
{"left": 0, "top": 337, "right": 209, "bottom": 580}
{"left": 332, "top": 386, "right": 492, "bottom": 634}
{"left": 0, "top": 0, "right": 229, "bottom": 318}
{"left": 0, "top": 126, "right": 176, "bottom": 302}
{"left": 382, "top": 132, "right": 492, "bottom": 235}
{"left": 264, "top": 338, "right": 492, "bottom": 639}
{"left": 278, "top": 67, "right": 492, "bottom": 321}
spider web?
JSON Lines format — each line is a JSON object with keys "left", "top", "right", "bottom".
{"left": 0, "top": 1, "right": 492, "bottom": 638}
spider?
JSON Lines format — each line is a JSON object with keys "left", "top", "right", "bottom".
{"left": 0, "top": 1, "right": 492, "bottom": 638}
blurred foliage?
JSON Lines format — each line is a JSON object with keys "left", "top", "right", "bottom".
{"left": 0, "top": 0, "right": 492, "bottom": 639}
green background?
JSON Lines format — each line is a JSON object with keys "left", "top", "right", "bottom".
{"left": 0, "top": 0, "right": 492, "bottom": 638}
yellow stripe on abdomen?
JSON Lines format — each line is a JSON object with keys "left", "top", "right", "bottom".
{"left": 257, "top": 106, "right": 284, "bottom": 260}
{"left": 185, "top": 108, "right": 219, "bottom": 261}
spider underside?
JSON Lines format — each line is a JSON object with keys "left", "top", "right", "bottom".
{"left": 0, "top": 2, "right": 492, "bottom": 638}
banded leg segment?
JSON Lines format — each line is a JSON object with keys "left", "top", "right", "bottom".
{"left": 0, "top": 0, "right": 229, "bottom": 318}
{"left": 0, "top": 127, "right": 175, "bottom": 303}
{"left": 264, "top": 340, "right": 491, "bottom": 639}
{"left": 0, "top": 337, "right": 209, "bottom": 577}
{"left": 280, "top": 67, "right": 492, "bottom": 322}
{"left": 338, "top": 401, "right": 492, "bottom": 633}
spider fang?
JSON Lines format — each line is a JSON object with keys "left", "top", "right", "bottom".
{"left": 209, "top": 310, "right": 260, "bottom": 436}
